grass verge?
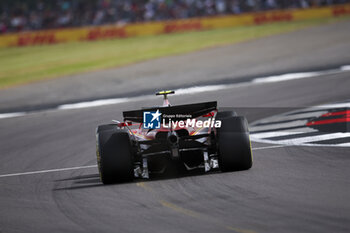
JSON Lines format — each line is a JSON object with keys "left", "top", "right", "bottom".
{"left": 0, "top": 17, "right": 347, "bottom": 89}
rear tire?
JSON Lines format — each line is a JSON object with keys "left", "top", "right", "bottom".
{"left": 96, "top": 128, "right": 134, "bottom": 184}
{"left": 216, "top": 111, "right": 237, "bottom": 119}
{"left": 217, "top": 116, "right": 253, "bottom": 171}
{"left": 96, "top": 124, "right": 116, "bottom": 134}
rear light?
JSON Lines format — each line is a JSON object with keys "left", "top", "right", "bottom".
{"left": 202, "top": 111, "right": 215, "bottom": 117}
{"left": 117, "top": 122, "right": 132, "bottom": 127}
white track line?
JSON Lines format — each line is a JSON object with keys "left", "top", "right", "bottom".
{"left": 250, "top": 138, "right": 350, "bottom": 147}
{"left": 58, "top": 98, "right": 130, "bottom": 110}
{"left": 0, "top": 165, "right": 97, "bottom": 178}
{"left": 257, "top": 111, "right": 327, "bottom": 124}
{"left": 175, "top": 84, "right": 230, "bottom": 95}
{"left": 335, "top": 142, "right": 350, "bottom": 147}
{"left": 252, "top": 72, "right": 322, "bottom": 83}
{"left": 250, "top": 131, "right": 306, "bottom": 139}
{"left": 250, "top": 120, "right": 308, "bottom": 132}
{"left": 340, "top": 65, "right": 350, "bottom": 71}
{"left": 0, "top": 112, "right": 26, "bottom": 119}
{"left": 252, "top": 145, "right": 287, "bottom": 150}
{"left": 275, "top": 133, "right": 350, "bottom": 145}
{"left": 315, "top": 102, "right": 350, "bottom": 108}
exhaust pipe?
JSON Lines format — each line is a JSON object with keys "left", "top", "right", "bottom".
{"left": 168, "top": 134, "right": 178, "bottom": 145}
{"left": 167, "top": 132, "right": 179, "bottom": 159}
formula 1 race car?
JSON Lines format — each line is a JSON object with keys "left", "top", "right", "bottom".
{"left": 96, "top": 91, "right": 252, "bottom": 184}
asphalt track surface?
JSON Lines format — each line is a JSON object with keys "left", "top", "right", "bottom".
{"left": 1, "top": 20, "right": 350, "bottom": 233}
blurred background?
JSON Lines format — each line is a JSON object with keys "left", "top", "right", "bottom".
{"left": 0, "top": 0, "right": 349, "bottom": 111}
{"left": 1, "top": 0, "right": 349, "bottom": 33}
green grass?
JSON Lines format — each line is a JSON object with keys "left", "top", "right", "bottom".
{"left": 0, "top": 17, "right": 346, "bottom": 89}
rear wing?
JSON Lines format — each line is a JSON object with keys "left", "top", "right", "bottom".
{"left": 123, "top": 101, "right": 217, "bottom": 123}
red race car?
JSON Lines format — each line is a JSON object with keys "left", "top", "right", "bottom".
{"left": 96, "top": 91, "right": 252, "bottom": 184}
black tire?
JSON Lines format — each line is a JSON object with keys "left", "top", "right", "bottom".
{"left": 96, "top": 124, "right": 117, "bottom": 134}
{"left": 217, "top": 116, "right": 253, "bottom": 171}
{"left": 216, "top": 111, "right": 237, "bottom": 119}
{"left": 96, "top": 129, "right": 134, "bottom": 184}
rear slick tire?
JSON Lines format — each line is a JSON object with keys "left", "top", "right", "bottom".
{"left": 216, "top": 111, "right": 237, "bottom": 119}
{"left": 96, "top": 129, "right": 134, "bottom": 184}
{"left": 217, "top": 116, "right": 253, "bottom": 172}
{"left": 96, "top": 124, "right": 117, "bottom": 134}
